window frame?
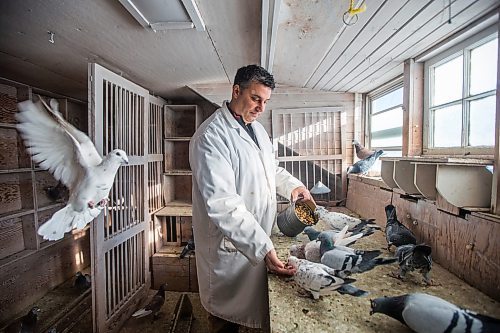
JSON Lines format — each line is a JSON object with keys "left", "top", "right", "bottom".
{"left": 366, "top": 77, "right": 404, "bottom": 155}
{"left": 423, "top": 25, "right": 498, "bottom": 156}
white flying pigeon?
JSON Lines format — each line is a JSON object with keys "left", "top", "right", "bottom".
{"left": 370, "top": 293, "right": 500, "bottom": 333}
{"left": 287, "top": 256, "right": 353, "bottom": 300}
{"left": 16, "top": 98, "right": 128, "bottom": 241}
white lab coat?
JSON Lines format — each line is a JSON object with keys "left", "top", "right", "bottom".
{"left": 189, "top": 102, "right": 304, "bottom": 328}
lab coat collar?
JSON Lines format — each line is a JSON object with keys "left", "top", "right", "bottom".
{"left": 221, "top": 101, "right": 260, "bottom": 149}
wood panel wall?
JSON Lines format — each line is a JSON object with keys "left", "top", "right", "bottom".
{"left": 0, "top": 79, "right": 91, "bottom": 326}
{"left": 346, "top": 176, "right": 500, "bottom": 301}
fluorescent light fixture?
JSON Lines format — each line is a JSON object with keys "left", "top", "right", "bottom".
{"left": 119, "top": 0, "right": 205, "bottom": 32}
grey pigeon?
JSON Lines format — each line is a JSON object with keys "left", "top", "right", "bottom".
{"left": 318, "top": 233, "right": 397, "bottom": 274}
{"left": 347, "top": 149, "right": 384, "bottom": 174}
{"left": 289, "top": 240, "right": 321, "bottom": 262}
{"left": 5, "top": 306, "right": 40, "bottom": 333}
{"left": 395, "top": 244, "right": 432, "bottom": 285}
{"left": 370, "top": 293, "right": 500, "bottom": 333}
{"left": 287, "top": 256, "right": 353, "bottom": 300}
{"left": 74, "top": 271, "right": 91, "bottom": 291}
{"left": 352, "top": 139, "right": 375, "bottom": 160}
{"left": 315, "top": 206, "right": 379, "bottom": 232}
{"left": 385, "top": 204, "right": 417, "bottom": 250}
{"left": 304, "top": 225, "right": 375, "bottom": 243}
{"left": 179, "top": 237, "right": 195, "bottom": 259}
{"left": 132, "top": 284, "right": 168, "bottom": 320}
{"left": 16, "top": 99, "right": 129, "bottom": 241}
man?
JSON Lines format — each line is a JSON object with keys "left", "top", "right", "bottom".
{"left": 189, "top": 65, "right": 313, "bottom": 332}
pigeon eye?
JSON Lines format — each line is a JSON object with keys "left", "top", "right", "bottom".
{"left": 115, "top": 152, "right": 120, "bottom": 156}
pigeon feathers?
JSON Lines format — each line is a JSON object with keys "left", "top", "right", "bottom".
{"left": 385, "top": 204, "right": 417, "bottom": 250}
{"left": 16, "top": 98, "right": 128, "bottom": 241}
{"left": 370, "top": 293, "right": 500, "bottom": 333}
{"left": 132, "top": 284, "right": 168, "bottom": 319}
{"left": 288, "top": 256, "right": 353, "bottom": 300}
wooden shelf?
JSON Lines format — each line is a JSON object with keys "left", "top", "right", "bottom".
{"left": 156, "top": 203, "right": 192, "bottom": 217}
{"left": 0, "top": 208, "right": 34, "bottom": 222}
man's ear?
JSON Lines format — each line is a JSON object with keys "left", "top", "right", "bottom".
{"left": 232, "top": 84, "right": 240, "bottom": 99}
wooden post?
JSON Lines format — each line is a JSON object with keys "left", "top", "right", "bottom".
{"left": 402, "top": 59, "right": 424, "bottom": 157}
{"left": 492, "top": 16, "right": 500, "bottom": 215}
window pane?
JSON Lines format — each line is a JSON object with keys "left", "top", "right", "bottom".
{"left": 469, "top": 95, "right": 495, "bottom": 146}
{"left": 470, "top": 38, "right": 498, "bottom": 95}
{"left": 371, "top": 107, "right": 403, "bottom": 148}
{"left": 433, "top": 104, "right": 462, "bottom": 147}
{"left": 372, "top": 87, "right": 403, "bottom": 114}
{"left": 371, "top": 107, "right": 403, "bottom": 132}
{"left": 432, "top": 55, "right": 463, "bottom": 106}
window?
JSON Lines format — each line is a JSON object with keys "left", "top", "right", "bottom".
{"left": 425, "top": 27, "right": 498, "bottom": 154}
{"left": 366, "top": 81, "right": 404, "bottom": 173}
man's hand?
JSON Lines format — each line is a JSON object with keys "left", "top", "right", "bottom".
{"left": 264, "top": 249, "right": 295, "bottom": 276}
{"left": 290, "top": 186, "right": 315, "bottom": 204}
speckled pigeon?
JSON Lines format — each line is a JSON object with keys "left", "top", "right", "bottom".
{"left": 287, "top": 256, "right": 353, "bottom": 300}
{"left": 395, "top": 244, "right": 432, "bottom": 285}
{"left": 385, "top": 204, "right": 417, "bottom": 250}
{"left": 315, "top": 206, "right": 379, "bottom": 232}
{"left": 318, "top": 233, "right": 397, "bottom": 274}
{"left": 16, "top": 99, "right": 128, "bottom": 241}
{"left": 370, "top": 293, "right": 500, "bottom": 333}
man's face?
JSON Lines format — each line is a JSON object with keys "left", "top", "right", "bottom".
{"left": 231, "top": 81, "right": 272, "bottom": 124}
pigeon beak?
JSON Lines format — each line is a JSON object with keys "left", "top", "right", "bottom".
{"left": 123, "top": 157, "right": 129, "bottom": 165}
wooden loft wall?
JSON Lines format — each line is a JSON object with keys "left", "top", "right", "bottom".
{"left": 0, "top": 79, "right": 90, "bottom": 325}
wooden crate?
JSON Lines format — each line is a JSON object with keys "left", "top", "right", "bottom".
{"left": 163, "top": 174, "right": 192, "bottom": 205}
{"left": 164, "top": 105, "right": 198, "bottom": 138}
{"left": 152, "top": 247, "right": 198, "bottom": 292}
{"left": 164, "top": 140, "right": 190, "bottom": 171}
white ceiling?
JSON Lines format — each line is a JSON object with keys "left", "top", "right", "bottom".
{"left": 0, "top": 0, "right": 498, "bottom": 102}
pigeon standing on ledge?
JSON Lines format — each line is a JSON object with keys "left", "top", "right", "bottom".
{"left": 5, "top": 306, "right": 41, "bottom": 333}
{"left": 370, "top": 293, "right": 500, "bottom": 333}
{"left": 16, "top": 99, "right": 128, "bottom": 241}
{"left": 347, "top": 149, "right": 384, "bottom": 175}
{"left": 352, "top": 139, "right": 375, "bottom": 160}
{"left": 179, "top": 237, "right": 195, "bottom": 259}
{"left": 74, "top": 271, "right": 92, "bottom": 291}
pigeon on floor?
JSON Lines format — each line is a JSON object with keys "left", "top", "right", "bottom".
{"left": 132, "top": 284, "right": 168, "bottom": 320}
{"left": 315, "top": 206, "right": 379, "bottom": 232}
{"left": 287, "top": 256, "right": 354, "bottom": 300}
{"left": 179, "top": 237, "right": 195, "bottom": 259}
{"left": 74, "top": 271, "right": 91, "bottom": 291}
{"left": 318, "top": 233, "right": 397, "bottom": 274}
{"left": 303, "top": 225, "right": 372, "bottom": 245}
{"left": 370, "top": 293, "right": 500, "bottom": 333}
{"left": 394, "top": 244, "right": 433, "bottom": 285}
{"left": 385, "top": 204, "right": 417, "bottom": 250}
{"left": 352, "top": 139, "right": 375, "bottom": 160}
{"left": 16, "top": 98, "right": 129, "bottom": 241}
{"left": 4, "top": 306, "right": 41, "bottom": 333}
{"left": 347, "top": 149, "right": 384, "bottom": 175}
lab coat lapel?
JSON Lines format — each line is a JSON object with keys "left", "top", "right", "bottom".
{"left": 221, "top": 104, "right": 259, "bottom": 149}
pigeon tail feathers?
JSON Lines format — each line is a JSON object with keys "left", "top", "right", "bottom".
{"left": 132, "top": 308, "right": 153, "bottom": 318}
{"left": 37, "top": 204, "right": 100, "bottom": 240}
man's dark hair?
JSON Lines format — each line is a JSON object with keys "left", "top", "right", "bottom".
{"left": 234, "top": 65, "right": 275, "bottom": 90}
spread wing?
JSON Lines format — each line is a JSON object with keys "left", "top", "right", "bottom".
{"left": 16, "top": 99, "right": 102, "bottom": 190}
